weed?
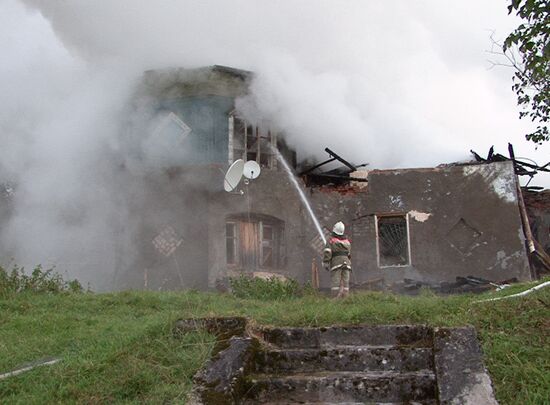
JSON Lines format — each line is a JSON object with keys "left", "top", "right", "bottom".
{"left": 229, "top": 274, "right": 300, "bottom": 300}
{"left": 0, "top": 264, "right": 83, "bottom": 298}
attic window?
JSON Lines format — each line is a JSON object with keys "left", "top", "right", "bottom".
{"left": 376, "top": 214, "right": 410, "bottom": 267}
{"left": 228, "top": 113, "right": 277, "bottom": 168}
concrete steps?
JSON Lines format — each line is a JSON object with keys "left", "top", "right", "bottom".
{"left": 182, "top": 318, "right": 499, "bottom": 404}
{"left": 254, "top": 346, "right": 434, "bottom": 374}
{"left": 246, "top": 402, "right": 438, "bottom": 405}
{"left": 243, "top": 326, "right": 437, "bottom": 404}
{"left": 260, "top": 325, "right": 433, "bottom": 349}
{"left": 245, "top": 370, "right": 436, "bottom": 403}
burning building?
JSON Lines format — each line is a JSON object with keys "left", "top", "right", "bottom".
{"left": 0, "top": 65, "right": 542, "bottom": 292}
{"left": 105, "top": 65, "right": 540, "bottom": 292}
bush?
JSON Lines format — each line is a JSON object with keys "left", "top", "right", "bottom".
{"left": 0, "top": 264, "right": 83, "bottom": 298}
{"left": 229, "top": 274, "right": 300, "bottom": 300}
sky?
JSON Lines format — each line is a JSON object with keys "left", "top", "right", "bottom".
{"left": 0, "top": 0, "right": 548, "bottom": 287}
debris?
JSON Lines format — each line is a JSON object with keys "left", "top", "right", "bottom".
{"left": 0, "top": 357, "right": 61, "bottom": 380}
{"left": 300, "top": 147, "right": 368, "bottom": 186}
{"left": 355, "top": 277, "right": 384, "bottom": 291}
{"left": 311, "top": 258, "right": 320, "bottom": 289}
{"left": 396, "top": 276, "right": 513, "bottom": 295}
{"left": 456, "top": 276, "right": 510, "bottom": 290}
{"left": 471, "top": 143, "right": 550, "bottom": 182}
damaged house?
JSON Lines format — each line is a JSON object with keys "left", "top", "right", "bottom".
{"left": 107, "top": 65, "right": 541, "bottom": 292}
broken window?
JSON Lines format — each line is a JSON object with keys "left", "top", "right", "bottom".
{"left": 144, "top": 111, "right": 193, "bottom": 166}
{"left": 154, "top": 111, "right": 192, "bottom": 140}
{"left": 226, "top": 215, "right": 285, "bottom": 270}
{"left": 376, "top": 215, "right": 410, "bottom": 267}
{"left": 228, "top": 112, "right": 277, "bottom": 168}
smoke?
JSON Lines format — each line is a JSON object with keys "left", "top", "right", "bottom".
{"left": 1, "top": 0, "right": 548, "bottom": 288}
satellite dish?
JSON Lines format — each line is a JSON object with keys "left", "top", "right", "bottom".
{"left": 224, "top": 159, "right": 244, "bottom": 192}
{"left": 243, "top": 160, "right": 261, "bottom": 180}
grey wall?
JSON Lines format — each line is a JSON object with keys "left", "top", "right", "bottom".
{"left": 115, "top": 68, "right": 532, "bottom": 291}
{"left": 207, "top": 168, "right": 309, "bottom": 286}
{"left": 309, "top": 161, "right": 531, "bottom": 288}
{"left": 114, "top": 161, "right": 532, "bottom": 291}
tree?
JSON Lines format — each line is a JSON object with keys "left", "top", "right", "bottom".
{"left": 504, "top": 0, "right": 549, "bottom": 144}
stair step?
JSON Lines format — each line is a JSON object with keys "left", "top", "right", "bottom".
{"left": 255, "top": 346, "right": 433, "bottom": 374}
{"left": 244, "top": 401, "right": 437, "bottom": 405}
{"left": 260, "top": 325, "right": 433, "bottom": 349}
{"left": 245, "top": 370, "right": 436, "bottom": 403}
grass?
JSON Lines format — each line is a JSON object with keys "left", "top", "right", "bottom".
{"left": 0, "top": 279, "right": 548, "bottom": 404}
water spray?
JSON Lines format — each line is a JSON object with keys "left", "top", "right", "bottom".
{"left": 271, "top": 146, "right": 326, "bottom": 244}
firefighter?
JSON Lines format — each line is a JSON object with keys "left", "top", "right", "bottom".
{"left": 323, "top": 221, "right": 351, "bottom": 298}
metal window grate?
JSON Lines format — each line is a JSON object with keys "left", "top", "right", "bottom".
{"left": 377, "top": 215, "right": 409, "bottom": 266}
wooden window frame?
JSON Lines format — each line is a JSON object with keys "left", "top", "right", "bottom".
{"left": 225, "top": 221, "right": 238, "bottom": 266}
{"left": 228, "top": 112, "right": 277, "bottom": 168}
{"left": 225, "top": 217, "right": 285, "bottom": 269}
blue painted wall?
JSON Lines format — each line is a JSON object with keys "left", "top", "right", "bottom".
{"left": 159, "top": 96, "right": 234, "bottom": 164}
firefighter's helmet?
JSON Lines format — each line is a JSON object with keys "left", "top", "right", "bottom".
{"left": 333, "top": 221, "right": 345, "bottom": 236}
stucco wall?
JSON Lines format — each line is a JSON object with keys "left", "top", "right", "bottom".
{"left": 308, "top": 161, "right": 531, "bottom": 288}
{"left": 207, "top": 167, "right": 309, "bottom": 287}
{"left": 114, "top": 170, "right": 211, "bottom": 290}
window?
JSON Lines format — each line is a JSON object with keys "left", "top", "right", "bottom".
{"left": 228, "top": 112, "right": 277, "bottom": 168}
{"left": 144, "top": 111, "right": 192, "bottom": 167}
{"left": 225, "top": 215, "right": 285, "bottom": 269}
{"left": 154, "top": 111, "right": 191, "bottom": 140}
{"left": 226, "top": 222, "right": 237, "bottom": 265}
{"left": 261, "top": 224, "right": 274, "bottom": 267}
{"left": 376, "top": 214, "right": 410, "bottom": 267}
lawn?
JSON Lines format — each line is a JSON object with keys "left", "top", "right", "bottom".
{"left": 0, "top": 277, "right": 548, "bottom": 404}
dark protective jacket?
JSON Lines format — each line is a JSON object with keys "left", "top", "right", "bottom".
{"left": 323, "top": 233, "right": 352, "bottom": 271}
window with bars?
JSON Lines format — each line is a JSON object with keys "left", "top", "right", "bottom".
{"left": 225, "top": 216, "right": 285, "bottom": 269}
{"left": 229, "top": 113, "right": 277, "bottom": 168}
{"left": 376, "top": 215, "right": 410, "bottom": 267}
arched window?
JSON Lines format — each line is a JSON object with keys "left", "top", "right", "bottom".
{"left": 226, "top": 214, "right": 286, "bottom": 270}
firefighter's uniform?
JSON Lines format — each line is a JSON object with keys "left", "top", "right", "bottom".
{"left": 323, "top": 225, "right": 351, "bottom": 298}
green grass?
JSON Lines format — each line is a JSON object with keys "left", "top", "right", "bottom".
{"left": 0, "top": 280, "right": 549, "bottom": 404}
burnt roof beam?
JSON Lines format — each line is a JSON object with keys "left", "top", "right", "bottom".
{"left": 324, "top": 148, "right": 357, "bottom": 172}
{"left": 306, "top": 173, "right": 368, "bottom": 182}
{"left": 298, "top": 157, "right": 337, "bottom": 176}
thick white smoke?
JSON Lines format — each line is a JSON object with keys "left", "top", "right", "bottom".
{"left": 0, "top": 0, "right": 548, "bottom": 288}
